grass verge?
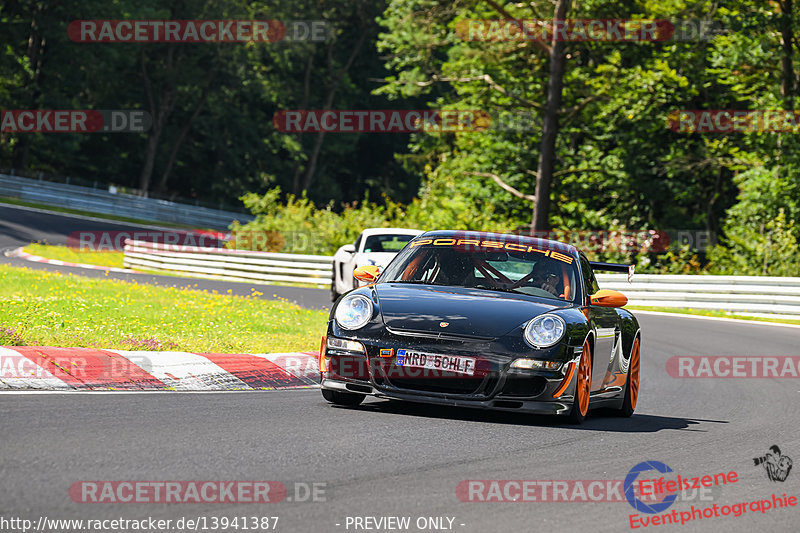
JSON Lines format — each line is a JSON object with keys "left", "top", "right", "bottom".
{"left": 628, "top": 306, "right": 800, "bottom": 326}
{"left": 23, "top": 243, "right": 125, "bottom": 269}
{"left": 0, "top": 265, "right": 327, "bottom": 352}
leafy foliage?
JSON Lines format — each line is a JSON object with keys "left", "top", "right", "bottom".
{"left": 2, "top": 0, "right": 799, "bottom": 274}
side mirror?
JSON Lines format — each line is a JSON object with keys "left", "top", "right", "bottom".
{"left": 590, "top": 289, "right": 628, "bottom": 308}
{"left": 353, "top": 265, "right": 381, "bottom": 283}
{"left": 342, "top": 244, "right": 356, "bottom": 253}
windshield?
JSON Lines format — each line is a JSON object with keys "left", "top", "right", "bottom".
{"left": 362, "top": 234, "right": 416, "bottom": 252}
{"left": 381, "top": 240, "right": 578, "bottom": 302}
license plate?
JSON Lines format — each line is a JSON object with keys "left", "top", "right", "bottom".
{"left": 395, "top": 350, "right": 476, "bottom": 376}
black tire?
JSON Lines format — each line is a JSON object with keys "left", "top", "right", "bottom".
{"left": 568, "top": 340, "right": 592, "bottom": 424}
{"left": 615, "top": 337, "right": 640, "bottom": 417}
{"left": 321, "top": 388, "right": 365, "bottom": 406}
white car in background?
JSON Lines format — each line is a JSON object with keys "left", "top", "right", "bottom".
{"left": 331, "top": 227, "right": 423, "bottom": 301}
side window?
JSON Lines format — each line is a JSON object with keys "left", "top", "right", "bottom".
{"left": 354, "top": 234, "right": 362, "bottom": 252}
{"left": 579, "top": 254, "right": 600, "bottom": 297}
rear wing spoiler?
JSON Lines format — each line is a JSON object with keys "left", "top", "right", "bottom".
{"left": 589, "top": 262, "right": 635, "bottom": 283}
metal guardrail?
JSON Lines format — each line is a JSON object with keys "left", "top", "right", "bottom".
{"left": 123, "top": 240, "right": 800, "bottom": 317}
{"left": 123, "top": 239, "right": 333, "bottom": 286}
{"left": 597, "top": 274, "right": 800, "bottom": 316}
{"left": 0, "top": 174, "right": 253, "bottom": 230}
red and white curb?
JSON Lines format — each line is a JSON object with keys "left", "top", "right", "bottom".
{"left": 0, "top": 347, "right": 320, "bottom": 390}
{"left": 6, "top": 246, "right": 139, "bottom": 274}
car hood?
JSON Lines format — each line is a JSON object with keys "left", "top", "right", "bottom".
{"left": 375, "top": 283, "right": 570, "bottom": 338}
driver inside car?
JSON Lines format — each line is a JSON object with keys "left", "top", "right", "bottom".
{"left": 433, "top": 250, "right": 475, "bottom": 286}
{"left": 530, "top": 258, "right": 561, "bottom": 297}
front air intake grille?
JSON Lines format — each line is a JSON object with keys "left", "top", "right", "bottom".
{"left": 499, "top": 376, "right": 548, "bottom": 398}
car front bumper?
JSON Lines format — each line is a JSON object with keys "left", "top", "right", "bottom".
{"left": 320, "top": 338, "right": 584, "bottom": 415}
{"left": 321, "top": 377, "right": 573, "bottom": 414}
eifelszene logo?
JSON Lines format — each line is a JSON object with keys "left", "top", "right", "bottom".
{"left": 625, "top": 461, "right": 678, "bottom": 514}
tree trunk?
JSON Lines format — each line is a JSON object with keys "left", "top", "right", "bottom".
{"left": 138, "top": 47, "right": 176, "bottom": 196}
{"left": 300, "top": 33, "right": 367, "bottom": 193}
{"left": 12, "top": 136, "right": 32, "bottom": 171}
{"left": 291, "top": 54, "right": 315, "bottom": 195}
{"left": 156, "top": 66, "right": 217, "bottom": 193}
{"left": 13, "top": 13, "right": 45, "bottom": 172}
{"left": 139, "top": 133, "right": 160, "bottom": 196}
{"left": 531, "top": 0, "right": 570, "bottom": 233}
{"left": 780, "top": 0, "right": 794, "bottom": 108}
{"left": 705, "top": 166, "right": 723, "bottom": 238}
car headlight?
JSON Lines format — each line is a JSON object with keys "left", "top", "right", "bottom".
{"left": 524, "top": 314, "right": 565, "bottom": 348}
{"left": 335, "top": 294, "right": 373, "bottom": 330}
{"left": 327, "top": 337, "right": 366, "bottom": 353}
{"left": 510, "top": 359, "right": 562, "bottom": 371}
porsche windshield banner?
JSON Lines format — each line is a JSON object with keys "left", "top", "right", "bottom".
{"left": 409, "top": 236, "right": 575, "bottom": 264}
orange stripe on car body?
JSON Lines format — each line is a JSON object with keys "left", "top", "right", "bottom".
{"left": 318, "top": 336, "right": 327, "bottom": 373}
{"left": 552, "top": 361, "right": 576, "bottom": 398}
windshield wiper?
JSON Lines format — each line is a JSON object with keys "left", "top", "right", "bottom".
{"left": 389, "top": 280, "right": 530, "bottom": 294}
{"left": 475, "top": 285, "right": 565, "bottom": 301}
{"left": 471, "top": 285, "right": 526, "bottom": 294}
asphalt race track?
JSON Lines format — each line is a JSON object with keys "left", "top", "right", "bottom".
{"left": 1, "top": 203, "right": 799, "bottom": 532}
{"left": 1, "top": 315, "right": 799, "bottom": 532}
{"left": 0, "top": 203, "right": 331, "bottom": 310}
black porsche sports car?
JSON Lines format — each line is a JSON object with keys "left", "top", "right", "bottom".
{"left": 318, "top": 230, "right": 640, "bottom": 423}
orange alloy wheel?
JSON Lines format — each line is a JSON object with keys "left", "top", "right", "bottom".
{"left": 629, "top": 338, "right": 641, "bottom": 409}
{"left": 577, "top": 340, "right": 592, "bottom": 416}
